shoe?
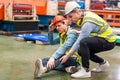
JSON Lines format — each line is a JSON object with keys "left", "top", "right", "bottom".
{"left": 65, "top": 66, "right": 78, "bottom": 74}
{"left": 92, "top": 60, "right": 110, "bottom": 72}
{"left": 34, "top": 58, "right": 44, "bottom": 78}
{"left": 71, "top": 67, "right": 91, "bottom": 78}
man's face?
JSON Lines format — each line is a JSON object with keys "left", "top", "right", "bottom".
{"left": 67, "top": 10, "right": 81, "bottom": 23}
{"left": 55, "top": 22, "right": 67, "bottom": 33}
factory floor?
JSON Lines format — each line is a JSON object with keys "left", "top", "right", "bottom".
{"left": 0, "top": 33, "right": 120, "bottom": 80}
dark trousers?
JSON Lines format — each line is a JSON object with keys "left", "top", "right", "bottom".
{"left": 42, "top": 57, "right": 79, "bottom": 71}
{"left": 78, "top": 37, "right": 116, "bottom": 69}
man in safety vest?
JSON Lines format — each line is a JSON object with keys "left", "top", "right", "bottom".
{"left": 60, "top": 1, "right": 116, "bottom": 78}
{"left": 34, "top": 15, "right": 81, "bottom": 78}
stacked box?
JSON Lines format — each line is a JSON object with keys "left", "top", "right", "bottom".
{"left": 46, "top": 1, "right": 58, "bottom": 16}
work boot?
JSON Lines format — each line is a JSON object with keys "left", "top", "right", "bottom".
{"left": 65, "top": 66, "right": 78, "bottom": 74}
{"left": 92, "top": 60, "right": 110, "bottom": 72}
{"left": 71, "top": 67, "right": 91, "bottom": 78}
{"left": 34, "top": 58, "right": 44, "bottom": 78}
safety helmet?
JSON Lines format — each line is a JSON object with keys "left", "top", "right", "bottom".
{"left": 51, "top": 15, "right": 65, "bottom": 26}
{"left": 65, "top": 1, "right": 80, "bottom": 15}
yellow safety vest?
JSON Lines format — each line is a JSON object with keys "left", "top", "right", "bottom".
{"left": 60, "top": 32, "right": 82, "bottom": 65}
{"left": 77, "top": 11, "right": 116, "bottom": 43}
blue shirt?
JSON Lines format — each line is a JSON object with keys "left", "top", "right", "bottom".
{"left": 48, "top": 27, "right": 79, "bottom": 59}
{"left": 72, "top": 22, "right": 100, "bottom": 51}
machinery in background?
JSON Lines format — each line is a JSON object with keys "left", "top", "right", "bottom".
{"left": 0, "top": 1, "right": 39, "bottom": 34}
{"left": 90, "top": 0, "right": 105, "bottom": 10}
{"left": 91, "top": 10, "right": 120, "bottom": 28}
{"left": 0, "top": 0, "right": 120, "bottom": 34}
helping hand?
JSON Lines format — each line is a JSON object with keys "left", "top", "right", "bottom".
{"left": 59, "top": 55, "right": 69, "bottom": 64}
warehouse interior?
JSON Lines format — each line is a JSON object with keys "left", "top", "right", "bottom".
{"left": 0, "top": 0, "right": 120, "bottom": 80}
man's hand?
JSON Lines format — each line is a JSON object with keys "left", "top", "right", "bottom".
{"left": 47, "top": 57, "right": 55, "bottom": 69}
{"left": 49, "top": 23, "right": 55, "bottom": 32}
{"left": 60, "top": 49, "right": 75, "bottom": 64}
{"left": 59, "top": 54, "right": 69, "bottom": 64}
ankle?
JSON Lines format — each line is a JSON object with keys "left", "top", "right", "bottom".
{"left": 83, "top": 67, "right": 90, "bottom": 72}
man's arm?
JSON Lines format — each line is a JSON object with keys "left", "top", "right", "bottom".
{"left": 52, "top": 32, "right": 78, "bottom": 59}
{"left": 72, "top": 22, "right": 99, "bottom": 51}
{"left": 60, "top": 22, "right": 100, "bottom": 64}
{"left": 48, "top": 32, "right": 60, "bottom": 45}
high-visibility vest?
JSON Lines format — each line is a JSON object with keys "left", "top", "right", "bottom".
{"left": 77, "top": 11, "right": 116, "bottom": 43}
{"left": 59, "top": 32, "right": 82, "bottom": 65}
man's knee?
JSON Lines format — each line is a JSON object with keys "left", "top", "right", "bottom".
{"left": 80, "top": 38, "right": 88, "bottom": 46}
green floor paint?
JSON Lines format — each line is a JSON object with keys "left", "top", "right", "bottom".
{"left": 0, "top": 35, "right": 120, "bottom": 80}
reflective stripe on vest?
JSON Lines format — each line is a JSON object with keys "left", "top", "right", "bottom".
{"left": 83, "top": 17, "right": 109, "bottom": 34}
{"left": 80, "top": 12, "right": 116, "bottom": 42}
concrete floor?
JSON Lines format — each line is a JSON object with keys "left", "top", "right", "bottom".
{"left": 0, "top": 34, "right": 120, "bottom": 80}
